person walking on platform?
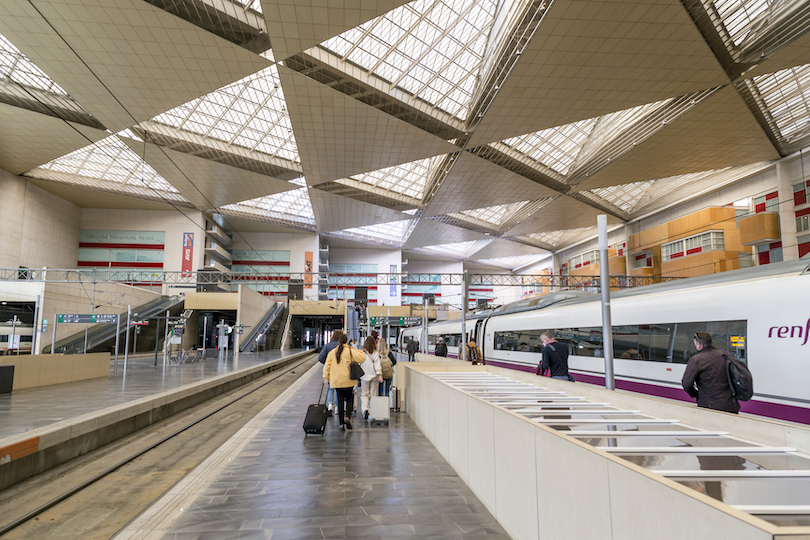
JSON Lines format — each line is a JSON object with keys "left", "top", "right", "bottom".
{"left": 681, "top": 331, "right": 740, "bottom": 414}
{"left": 319, "top": 330, "right": 344, "bottom": 414}
{"left": 323, "top": 334, "right": 366, "bottom": 431}
{"left": 435, "top": 337, "right": 448, "bottom": 357}
{"left": 359, "top": 336, "right": 383, "bottom": 420}
{"left": 378, "top": 339, "right": 395, "bottom": 397}
{"left": 406, "top": 337, "right": 418, "bottom": 362}
{"left": 538, "top": 331, "right": 574, "bottom": 381}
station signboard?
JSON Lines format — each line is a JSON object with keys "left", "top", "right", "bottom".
{"left": 57, "top": 314, "right": 118, "bottom": 324}
{"left": 369, "top": 316, "right": 422, "bottom": 326}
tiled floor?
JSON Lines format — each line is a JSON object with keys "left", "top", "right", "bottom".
{"left": 161, "top": 368, "right": 511, "bottom": 540}
{"left": 0, "top": 349, "right": 307, "bottom": 440}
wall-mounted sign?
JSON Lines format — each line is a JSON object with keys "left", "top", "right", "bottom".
{"left": 182, "top": 232, "right": 194, "bottom": 277}
{"left": 57, "top": 314, "right": 118, "bottom": 324}
{"left": 305, "top": 251, "right": 313, "bottom": 289}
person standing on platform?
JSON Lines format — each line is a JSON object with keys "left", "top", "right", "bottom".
{"left": 407, "top": 337, "right": 417, "bottom": 362}
{"left": 466, "top": 340, "right": 483, "bottom": 365}
{"left": 681, "top": 331, "right": 740, "bottom": 414}
{"left": 323, "top": 334, "right": 366, "bottom": 431}
{"left": 318, "top": 330, "right": 343, "bottom": 414}
{"left": 435, "top": 337, "right": 448, "bottom": 357}
{"left": 359, "top": 336, "right": 383, "bottom": 420}
{"left": 538, "top": 331, "right": 574, "bottom": 381}
{"left": 378, "top": 339, "right": 395, "bottom": 397}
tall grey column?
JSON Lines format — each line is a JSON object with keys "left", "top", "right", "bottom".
{"left": 460, "top": 270, "right": 468, "bottom": 362}
{"left": 777, "top": 160, "right": 800, "bottom": 261}
{"left": 598, "top": 215, "right": 615, "bottom": 390}
{"left": 422, "top": 297, "right": 428, "bottom": 354}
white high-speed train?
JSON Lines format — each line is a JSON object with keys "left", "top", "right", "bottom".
{"left": 398, "top": 257, "right": 810, "bottom": 425}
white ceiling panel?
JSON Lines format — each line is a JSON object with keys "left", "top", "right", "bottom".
{"left": 25, "top": 177, "right": 187, "bottom": 209}
{"left": 571, "top": 86, "right": 780, "bottom": 191}
{"left": 467, "top": 238, "right": 549, "bottom": 261}
{"left": 403, "top": 219, "right": 491, "bottom": 249}
{"left": 469, "top": 0, "right": 730, "bottom": 146}
{"left": 277, "top": 65, "right": 459, "bottom": 186}
{"left": 120, "top": 138, "right": 297, "bottom": 210}
{"left": 0, "top": 0, "right": 271, "bottom": 132}
{"left": 0, "top": 103, "right": 107, "bottom": 175}
{"left": 309, "top": 188, "right": 412, "bottom": 232}
{"left": 425, "top": 151, "right": 559, "bottom": 216}
{"left": 503, "top": 195, "right": 624, "bottom": 237}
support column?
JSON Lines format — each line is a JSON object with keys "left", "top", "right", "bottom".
{"left": 777, "top": 160, "right": 800, "bottom": 261}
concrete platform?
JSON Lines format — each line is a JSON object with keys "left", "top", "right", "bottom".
{"left": 116, "top": 365, "right": 511, "bottom": 540}
{"left": 0, "top": 349, "right": 312, "bottom": 490}
{"left": 0, "top": 350, "right": 308, "bottom": 440}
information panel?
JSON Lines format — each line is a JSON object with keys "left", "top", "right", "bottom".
{"left": 57, "top": 314, "right": 118, "bottom": 324}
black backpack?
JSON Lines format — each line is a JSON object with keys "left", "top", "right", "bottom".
{"left": 725, "top": 354, "right": 754, "bottom": 401}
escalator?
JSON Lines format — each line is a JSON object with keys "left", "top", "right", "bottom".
{"left": 44, "top": 295, "right": 185, "bottom": 354}
{"left": 240, "top": 302, "right": 286, "bottom": 353}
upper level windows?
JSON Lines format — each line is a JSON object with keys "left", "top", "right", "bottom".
{"left": 662, "top": 231, "right": 724, "bottom": 262}
{"left": 754, "top": 191, "right": 778, "bottom": 213}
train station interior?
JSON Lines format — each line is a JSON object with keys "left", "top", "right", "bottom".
{"left": 1, "top": 0, "right": 810, "bottom": 538}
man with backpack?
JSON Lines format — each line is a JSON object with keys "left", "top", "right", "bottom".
{"left": 466, "top": 340, "right": 482, "bottom": 365}
{"left": 406, "top": 337, "right": 418, "bottom": 362}
{"left": 681, "top": 331, "right": 741, "bottom": 414}
{"left": 537, "top": 331, "right": 574, "bottom": 381}
{"left": 435, "top": 338, "right": 448, "bottom": 357}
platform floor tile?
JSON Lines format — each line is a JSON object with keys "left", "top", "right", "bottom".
{"left": 160, "top": 370, "right": 511, "bottom": 540}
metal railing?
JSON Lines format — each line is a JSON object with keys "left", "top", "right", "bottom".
{"left": 1, "top": 268, "right": 682, "bottom": 289}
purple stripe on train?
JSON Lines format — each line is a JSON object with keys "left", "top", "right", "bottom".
{"left": 484, "top": 359, "right": 810, "bottom": 426}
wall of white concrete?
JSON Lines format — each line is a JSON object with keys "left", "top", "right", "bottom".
{"left": 231, "top": 232, "right": 320, "bottom": 299}
{"left": 0, "top": 170, "right": 80, "bottom": 269}
{"left": 329, "top": 247, "right": 402, "bottom": 306}
{"left": 80, "top": 209, "right": 207, "bottom": 276}
{"left": 404, "top": 364, "right": 781, "bottom": 540}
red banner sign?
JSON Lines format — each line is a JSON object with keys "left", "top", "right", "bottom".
{"left": 182, "top": 233, "right": 194, "bottom": 277}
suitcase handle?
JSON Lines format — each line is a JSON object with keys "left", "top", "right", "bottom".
{"left": 318, "top": 383, "right": 325, "bottom": 405}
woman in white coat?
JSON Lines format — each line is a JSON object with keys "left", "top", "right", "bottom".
{"left": 359, "top": 336, "right": 383, "bottom": 420}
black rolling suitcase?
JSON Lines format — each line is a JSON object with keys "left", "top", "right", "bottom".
{"left": 303, "top": 385, "right": 329, "bottom": 435}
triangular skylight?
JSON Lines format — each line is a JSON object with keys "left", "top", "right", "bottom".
{"left": 220, "top": 187, "right": 315, "bottom": 223}
{"left": 501, "top": 118, "right": 598, "bottom": 175}
{"left": 453, "top": 201, "right": 529, "bottom": 226}
{"left": 474, "top": 253, "right": 549, "bottom": 270}
{"left": 0, "top": 33, "right": 69, "bottom": 96}
{"left": 28, "top": 135, "right": 179, "bottom": 193}
{"left": 319, "top": 0, "right": 498, "bottom": 120}
{"left": 527, "top": 227, "right": 596, "bottom": 248}
{"left": 338, "top": 157, "right": 435, "bottom": 201}
{"left": 711, "top": 0, "right": 770, "bottom": 47}
{"left": 329, "top": 219, "right": 418, "bottom": 248}
{"left": 410, "top": 239, "right": 492, "bottom": 258}
{"left": 747, "top": 63, "right": 810, "bottom": 149}
{"left": 151, "top": 66, "right": 298, "bottom": 163}
{"left": 589, "top": 180, "right": 656, "bottom": 213}
{"left": 233, "top": 0, "right": 263, "bottom": 14}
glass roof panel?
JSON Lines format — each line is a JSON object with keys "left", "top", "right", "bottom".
{"left": 333, "top": 219, "right": 418, "bottom": 247}
{"left": 319, "top": 0, "right": 498, "bottom": 120}
{"left": 589, "top": 180, "right": 656, "bottom": 213}
{"left": 0, "top": 32, "right": 69, "bottom": 95}
{"left": 474, "top": 253, "right": 549, "bottom": 270}
{"left": 221, "top": 187, "right": 314, "bottom": 221}
{"left": 343, "top": 157, "right": 433, "bottom": 200}
{"left": 411, "top": 239, "right": 492, "bottom": 258}
{"left": 454, "top": 201, "right": 529, "bottom": 226}
{"left": 527, "top": 227, "right": 595, "bottom": 248}
{"left": 501, "top": 118, "right": 598, "bottom": 175}
{"left": 751, "top": 63, "right": 810, "bottom": 147}
{"left": 151, "top": 66, "right": 299, "bottom": 163}
{"left": 30, "top": 136, "right": 178, "bottom": 193}
{"left": 712, "top": 0, "right": 770, "bottom": 47}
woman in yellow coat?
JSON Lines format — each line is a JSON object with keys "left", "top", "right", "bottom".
{"left": 323, "top": 334, "right": 366, "bottom": 430}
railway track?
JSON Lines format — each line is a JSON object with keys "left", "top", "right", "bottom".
{"left": 0, "top": 354, "right": 318, "bottom": 540}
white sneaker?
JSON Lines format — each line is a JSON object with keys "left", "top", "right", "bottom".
{"left": 327, "top": 403, "right": 333, "bottom": 412}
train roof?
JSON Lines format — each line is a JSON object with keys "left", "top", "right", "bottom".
{"left": 490, "top": 256, "right": 810, "bottom": 316}
{"left": 429, "top": 310, "right": 492, "bottom": 327}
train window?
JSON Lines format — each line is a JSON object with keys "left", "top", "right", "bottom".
{"left": 497, "top": 320, "right": 746, "bottom": 364}
{"left": 443, "top": 334, "right": 462, "bottom": 347}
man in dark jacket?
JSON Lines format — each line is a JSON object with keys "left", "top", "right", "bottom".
{"left": 406, "top": 337, "right": 417, "bottom": 362}
{"left": 682, "top": 332, "right": 739, "bottom": 413}
{"left": 319, "top": 330, "right": 344, "bottom": 413}
{"left": 538, "top": 331, "right": 574, "bottom": 381}
{"left": 435, "top": 338, "right": 447, "bottom": 357}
